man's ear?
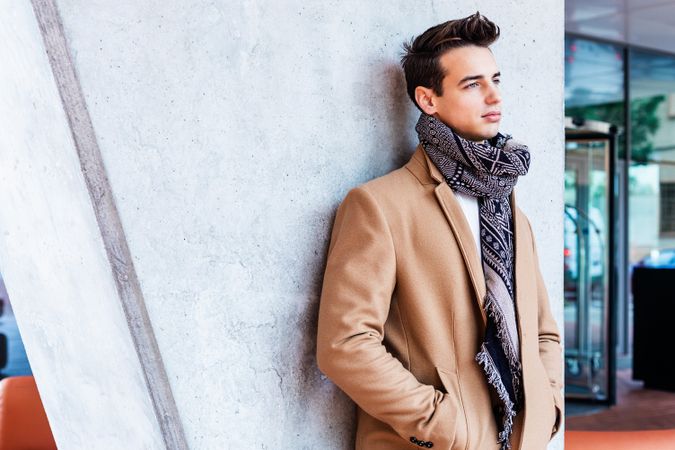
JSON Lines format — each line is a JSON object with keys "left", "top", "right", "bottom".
{"left": 414, "top": 86, "right": 437, "bottom": 115}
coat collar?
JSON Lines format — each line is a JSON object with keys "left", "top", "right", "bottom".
{"left": 405, "top": 145, "right": 523, "bottom": 328}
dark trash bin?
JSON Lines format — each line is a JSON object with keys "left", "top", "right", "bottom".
{"left": 632, "top": 266, "right": 675, "bottom": 391}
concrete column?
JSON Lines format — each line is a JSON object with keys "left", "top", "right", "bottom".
{"left": 0, "top": 1, "right": 173, "bottom": 448}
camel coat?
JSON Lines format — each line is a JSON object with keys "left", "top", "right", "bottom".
{"left": 316, "top": 146, "right": 563, "bottom": 450}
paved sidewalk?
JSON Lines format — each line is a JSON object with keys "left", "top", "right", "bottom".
{"left": 566, "top": 369, "right": 675, "bottom": 430}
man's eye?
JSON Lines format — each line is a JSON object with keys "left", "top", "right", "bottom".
{"left": 466, "top": 82, "right": 479, "bottom": 89}
{"left": 493, "top": 79, "right": 501, "bottom": 84}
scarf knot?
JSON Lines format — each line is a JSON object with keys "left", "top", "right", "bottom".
{"left": 416, "top": 114, "right": 530, "bottom": 200}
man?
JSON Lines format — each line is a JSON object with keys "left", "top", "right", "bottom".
{"left": 316, "top": 12, "right": 563, "bottom": 450}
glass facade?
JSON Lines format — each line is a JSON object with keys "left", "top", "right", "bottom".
{"left": 565, "top": 37, "right": 625, "bottom": 157}
{"left": 564, "top": 34, "right": 675, "bottom": 403}
{"left": 564, "top": 136, "right": 612, "bottom": 400}
{"left": 564, "top": 36, "right": 623, "bottom": 401}
{"left": 0, "top": 274, "right": 32, "bottom": 379}
{"left": 629, "top": 50, "right": 675, "bottom": 266}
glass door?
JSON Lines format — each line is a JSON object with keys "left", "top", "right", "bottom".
{"left": 564, "top": 130, "right": 615, "bottom": 402}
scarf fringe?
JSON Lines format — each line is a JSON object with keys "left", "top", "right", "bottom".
{"left": 483, "top": 292, "right": 522, "bottom": 399}
{"left": 476, "top": 346, "right": 517, "bottom": 450}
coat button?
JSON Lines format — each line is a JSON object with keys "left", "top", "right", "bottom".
{"left": 410, "top": 436, "right": 418, "bottom": 444}
{"left": 417, "top": 440, "right": 426, "bottom": 447}
{"left": 426, "top": 443, "right": 433, "bottom": 448}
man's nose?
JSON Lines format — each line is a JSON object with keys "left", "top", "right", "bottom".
{"left": 486, "top": 84, "right": 501, "bottom": 104}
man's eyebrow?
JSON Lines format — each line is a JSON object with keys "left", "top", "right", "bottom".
{"left": 457, "top": 72, "right": 501, "bottom": 86}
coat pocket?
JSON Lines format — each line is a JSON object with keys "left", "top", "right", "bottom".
{"left": 436, "top": 367, "right": 468, "bottom": 450}
{"left": 543, "top": 386, "right": 558, "bottom": 440}
{"left": 535, "top": 358, "right": 560, "bottom": 441}
{"left": 549, "top": 388, "right": 562, "bottom": 439}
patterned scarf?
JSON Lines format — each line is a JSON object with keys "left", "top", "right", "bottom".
{"left": 416, "top": 113, "right": 530, "bottom": 450}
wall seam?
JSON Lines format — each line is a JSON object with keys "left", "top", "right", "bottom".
{"left": 29, "top": 2, "right": 188, "bottom": 448}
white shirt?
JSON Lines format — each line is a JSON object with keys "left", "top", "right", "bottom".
{"left": 454, "top": 191, "right": 481, "bottom": 257}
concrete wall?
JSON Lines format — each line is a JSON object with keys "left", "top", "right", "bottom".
{"left": 0, "top": 1, "right": 564, "bottom": 449}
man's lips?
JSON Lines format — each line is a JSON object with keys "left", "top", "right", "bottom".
{"left": 482, "top": 111, "right": 501, "bottom": 122}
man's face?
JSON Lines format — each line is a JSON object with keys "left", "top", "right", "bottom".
{"left": 417, "top": 45, "right": 502, "bottom": 142}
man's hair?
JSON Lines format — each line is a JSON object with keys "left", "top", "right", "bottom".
{"left": 400, "top": 11, "right": 500, "bottom": 109}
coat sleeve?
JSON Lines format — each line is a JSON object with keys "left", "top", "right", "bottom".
{"left": 526, "top": 217, "right": 564, "bottom": 440}
{"left": 316, "top": 186, "right": 460, "bottom": 448}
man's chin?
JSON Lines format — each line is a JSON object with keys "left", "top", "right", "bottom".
{"left": 449, "top": 123, "right": 500, "bottom": 143}
{"left": 477, "top": 127, "right": 502, "bottom": 142}
{"left": 463, "top": 131, "right": 499, "bottom": 143}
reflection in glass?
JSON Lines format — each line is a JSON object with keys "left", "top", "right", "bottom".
{"left": 0, "top": 275, "right": 32, "bottom": 379}
{"left": 565, "top": 36, "right": 626, "bottom": 158}
{"left": 563, "top": 36, "right": 622, "bottom": 401}
{"left": 564, "top": 138, "right": 610, "bottom": 400}
{"left": 629, "top": 50, "right": 675, "bottom": 266}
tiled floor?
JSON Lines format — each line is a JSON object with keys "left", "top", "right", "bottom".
{"left": 566, "top": 369, "right": 675, "bottom": 430}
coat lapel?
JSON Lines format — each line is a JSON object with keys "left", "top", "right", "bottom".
{"left": 419, "top": 147, "right": 488, "bottom": 325}
{"left": 510, "top": 190, "right": 528, "bottom": 354}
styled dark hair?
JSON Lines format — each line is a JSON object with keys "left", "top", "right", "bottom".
{"left": 400, "top": 12, "right": 500, "bottom": 110}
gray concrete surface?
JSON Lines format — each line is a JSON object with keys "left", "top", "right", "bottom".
{"left": 0, "top": 1, "right": 564, "bottom": 448}
{"left": 31, "top": 1, "right": 188, "bottom": 447}
{"left": 0, "top": 1, "right": 165, "bottom": 448}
